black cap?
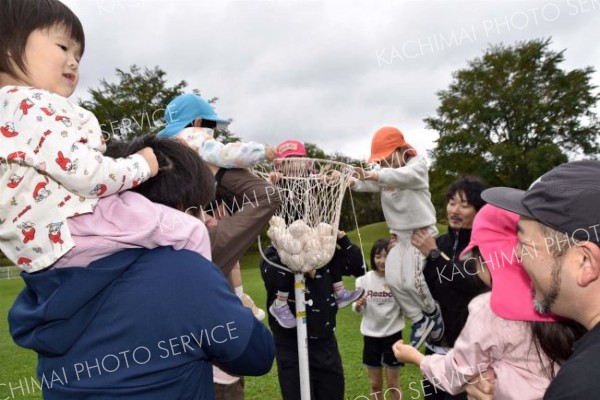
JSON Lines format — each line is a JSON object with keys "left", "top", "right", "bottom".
{"left": 482, "top": 160, "right": 600, "bottom": 244}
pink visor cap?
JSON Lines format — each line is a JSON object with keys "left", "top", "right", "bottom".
{"left": 460, "top": 204, "right": 559, "bottom": 322}
{"left": 276, "top": 140, "right": 307, "bottom": 159}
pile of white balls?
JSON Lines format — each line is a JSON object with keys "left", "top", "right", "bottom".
{"left": 267, "top": 216, "right": 337, "bottom": 272}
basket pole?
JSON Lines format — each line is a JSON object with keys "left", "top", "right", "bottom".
{"left": 294, "top": 273, "right": 311, "bottom": 400}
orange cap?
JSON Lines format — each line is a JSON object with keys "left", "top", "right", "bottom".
{"left": 368, "top": 127, "right": 417, "bottom": 163}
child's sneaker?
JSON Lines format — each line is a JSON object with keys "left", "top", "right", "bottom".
{"left": 240, "top": 293, "right": 266, "bottom": 321}
{"left": 410, "top": 315, "right": 435, "bottom": 348}
{"left": 427, "top": 301, "right": 445, "bottom": 342}
{"left": 335, "top": 288, "right": 365, "bottom": 309}
{"left": 213, "top": 365, "right": 240, "bottom": 385}
{"left": 269, "top": 302, "right": 297, "bottom": 328}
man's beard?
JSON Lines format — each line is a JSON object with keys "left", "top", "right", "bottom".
{"left": 533, "top": 258, "right": 562, "bottom": 314}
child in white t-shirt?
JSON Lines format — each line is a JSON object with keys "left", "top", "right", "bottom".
{"left": 353, "top": 238, "right": 404, "bottom": 400}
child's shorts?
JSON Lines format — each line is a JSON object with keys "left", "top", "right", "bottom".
{"left": 363, "top": 331, "right": 404, "bottom": 369}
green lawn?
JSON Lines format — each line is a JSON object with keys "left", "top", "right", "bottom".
{"left": 0, "top": 222, "right": 429, "bottom": 399}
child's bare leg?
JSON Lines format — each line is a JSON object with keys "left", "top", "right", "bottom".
{"left": 230, "top": 262, "right": 265, "bottom": 320}
{"left": 367, "top": 367, "right": 384, "bottom": 400}
{"left": 385, "top": 367, "right": 401, "bottom": 400}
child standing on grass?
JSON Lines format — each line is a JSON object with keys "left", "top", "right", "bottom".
{"left": 353, "top": 239, "right": 403, "bottom": 400}
{"left": 0, "top": 0, "right": 160, "bottom": 273}
{"left": 350, "top": 127, "right": 442, "bottom": 347}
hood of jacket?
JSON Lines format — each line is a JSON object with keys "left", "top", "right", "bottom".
{"left": 9, "top": 249, "right": 146, "bottom": 357}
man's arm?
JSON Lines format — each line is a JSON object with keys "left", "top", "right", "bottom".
{"left": 333, "top": 233, "right": 365, "bottom": 278}
{"left": 206, "top": 168, "right": 281, "bottom": 275}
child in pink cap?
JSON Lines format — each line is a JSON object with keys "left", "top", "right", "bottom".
{"left": 392, "top": 205, "right": 583, "bottom": 400}
{"left": 267, "top": 139, "right": 365, "bottom": 329}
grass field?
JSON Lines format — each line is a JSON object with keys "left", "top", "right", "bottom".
{"left": 0, "top": 222, "right": 431, "bottom": 400}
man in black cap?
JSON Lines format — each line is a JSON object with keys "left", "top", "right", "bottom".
{"left": 476, "top": 160, "right": 600, "bottom": 400}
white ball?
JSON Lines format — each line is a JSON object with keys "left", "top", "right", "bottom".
{"left": 303, "top": 237, "right": 322, "bottom": 252}
{"left": 288, "top": 254, "right": 304, "bottom": 271}
{"left": 269, "top": 216, "right": 286, "bottom": 228}
{"left": 318, "top": 249, "right": 334, "bottom": 265}
{"left": 316, "top": 222, "right": 334, "bottom": 237}
{"left": 279, "top": 249, "right": 291, "bottom": 266}
{"left": 304, "top": 252, "right": 319, "bottom": 268}
{"left": 284, "top": 239, "right": 303, "bottom": 255}
{"left": 288, "top": 220, "right": 310, "bottom": 238}
{"left": 267, "top": 225, "right": 281, "bottom": 241}
{"left": 320, "top": 235, "right": 336, "bottom": 247}
{"left": 301, "top": 263, "right": 314, "bottom": 273}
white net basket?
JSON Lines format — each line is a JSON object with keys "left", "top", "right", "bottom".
{"left": 255, "top": 158, "right": 355, "bottom": 273}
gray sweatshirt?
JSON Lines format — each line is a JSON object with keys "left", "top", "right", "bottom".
{"left": 352, "top": 155, "right": 436, "bottom": 232}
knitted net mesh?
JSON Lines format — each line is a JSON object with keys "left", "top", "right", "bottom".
{"left": 254, "top": 158, "right": 354, "bottom": 272}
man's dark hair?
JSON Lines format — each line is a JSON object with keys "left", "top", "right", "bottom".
{"left": 0, "top": 0, "right": 85, "bottom": 76}
{"left": 105, "top": 135, "right": 215, "bottom": 214}
{"left": 447, "top": 176, "right": 488, "bottom": 211}
{"left": 369, "top": 239, "right": 390, "bottom": 271}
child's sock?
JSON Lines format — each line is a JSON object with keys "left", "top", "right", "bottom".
{"left": 275, "top": 291, "right": 289, "bottom": 307}
{"left": 235, "top": 285, "right": 244, "bottom": 297}
{"left": 333, "top": 281, "right": 345, "bottom": 296}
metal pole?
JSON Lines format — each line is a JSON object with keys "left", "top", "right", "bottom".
{"left": 294, "top": 273, "right": 311, "bottom": 400}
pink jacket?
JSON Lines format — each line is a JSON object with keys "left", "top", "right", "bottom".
{"left": 55, "top": 191, "right": 211, "bottom": 268}
{"left": 420, "top": 292, "right": 553, "bottom": 400}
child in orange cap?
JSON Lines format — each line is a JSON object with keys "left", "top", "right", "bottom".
{"left": 349, "top": 127, "right": 442, "bottom": 348}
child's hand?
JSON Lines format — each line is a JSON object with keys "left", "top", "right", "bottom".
{"left": 319, "top": 170, "right": 341, "bottom": 183}
{"left": 137, "top": 147, "right": 159, "bottom": 177}
{"left": 392, "top": 340, "right": 425, "bottom": 365}
{"left": 269, "top": 171, "right": 283, "bottom": 183}
{"left": 354, "top": 294, "right": 367, "bottom": 311}
{"left": 353, "top": 167, "right": 378, "bottom": 181}
{"left": 353, "top": 166, "right": 367, "bottom": 180}
{"left": 265, "top": 146, "right": 278, "bottom": 162}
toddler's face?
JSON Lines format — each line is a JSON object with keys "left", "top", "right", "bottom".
{"left": 8, "top": 24, "right": 81, "bottom": 97}
{"left": 275, "top": 157, "right": 312, "bottom": 177}
{"left": 373, "top": 249, "right": 387, "bottom": 272}
{"left": 377, "top": 150, "right": 405, "bottom": 168}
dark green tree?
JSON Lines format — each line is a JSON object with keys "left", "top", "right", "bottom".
{"left": 304, "top": 142, "right": 327, "bottom": 159}
{"left": 426, "top": 38, "right": 600, "bottom": 219}
{"left": 79, "top": 65, "right": 238, "bottom": 142}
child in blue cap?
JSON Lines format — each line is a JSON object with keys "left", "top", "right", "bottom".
{"left": 158, "top": 93, "right": 276, "bottom": 167}
{"left": 158, "top": 93, "right": 277, "bottom": 322}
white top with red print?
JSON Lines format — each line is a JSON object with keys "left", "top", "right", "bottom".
{"left": 352, "top": 270, "right": 405, "bottom": 337}
{"left": 0, "top": 86, "right": 151, "bottom": 272}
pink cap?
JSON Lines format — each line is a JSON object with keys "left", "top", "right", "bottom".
{"left": 276, "top": 140, "right": 307, "bottom": 158}
{"left": 460, "top": 204, "right": 560, "bottom": 322}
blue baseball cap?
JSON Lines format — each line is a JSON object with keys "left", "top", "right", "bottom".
{"left": 158, "top": 93, "right": 230, "bottom": 138}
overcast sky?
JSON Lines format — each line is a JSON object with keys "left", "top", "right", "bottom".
{"left": 62, "top": 0, "right": 600, "bottom": 160}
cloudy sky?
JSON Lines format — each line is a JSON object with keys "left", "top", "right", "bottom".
{"left": 62, "top": 0, "right": 600, "bottom": 160}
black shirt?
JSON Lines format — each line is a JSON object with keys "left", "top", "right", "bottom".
{"left": 423, "top": 228, "right": 488, "bottom": 348}
{"left": 260, "top": 236, "right": 364, "bottom": 340}
{"left": 544, "top": 322, "right": 600, "bottom": 399}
